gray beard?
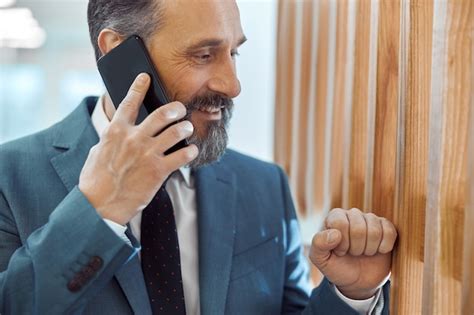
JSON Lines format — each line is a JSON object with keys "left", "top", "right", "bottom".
{"left": 185, "top": 101, "right": 233, "bottom": 169}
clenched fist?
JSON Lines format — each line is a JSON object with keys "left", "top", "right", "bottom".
{"left": 310, "top": 208, "right": 397, "bottom": 300}
{"left": 79, "top": 73, "right": 198, "bottom": 225}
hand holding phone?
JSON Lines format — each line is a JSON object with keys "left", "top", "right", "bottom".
{"left": 97, "top": 35, "right": 188, "bottom": 154}
{"left": 79, "top": 73, "right": 198, "bottom": 225}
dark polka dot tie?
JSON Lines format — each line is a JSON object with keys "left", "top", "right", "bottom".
{"left": 141, "top": 185, "right": 186, "bottom": 314}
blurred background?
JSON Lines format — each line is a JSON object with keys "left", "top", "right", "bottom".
{"left": 0, "top": 0, "right": 277, "bottom": 162}
{"left": 1, "top": 0, "right": 472, "bottom": 312}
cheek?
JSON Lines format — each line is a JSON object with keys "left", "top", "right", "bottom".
{"left": 166, "top": 69, "right": 210, "bottom": 102}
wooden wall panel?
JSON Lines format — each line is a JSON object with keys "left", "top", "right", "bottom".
{"left": 463, "top": 55, "right": 474, "bottom": 313}
{"left": 347, "top": 0, "right": 372, "bottom": 210}
{"left": 390, "top": 1, "right": 434, "bottom": 313}
{"left": 463, "top": 5, "right": 474, "bottom": 310}
{"left": 310, "top": 0, "right": 330, "bottom": 214}
{"left": 328, "top": 0, "right": 349, "bottom": 210}
{"left": 274, "top": 0, "right": 296, "bottom": 177}
{"left": 290, "top": 0, "right": 313, "bottom": 214}
{"left": 275, "top": 0, "right": 473, "bottom": 312}
{"left": 371, "top": 0, "right": 400, "bottom": 220}
{"left": 422, "top": 1, "right": 472, "bottom": 313}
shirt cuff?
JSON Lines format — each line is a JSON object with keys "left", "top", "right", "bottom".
{"left": 103, "top": 218, "right": 132, "bottom": 247}
{"left": 331, "top": 284, "right": 381, "bottom": 315}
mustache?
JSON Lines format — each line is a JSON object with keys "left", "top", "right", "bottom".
{"left": 185, "top": 93, "right": 234, "bottom": 113}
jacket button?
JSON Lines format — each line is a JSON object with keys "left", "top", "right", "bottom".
{"left": 67, "top": 278, "right": 82, "bottom": 292}
{"left": 82, "top": 266, "right": 95, "bottom": 279}
{"left": 88, "top": 256, "right": 103, "bottom": 271}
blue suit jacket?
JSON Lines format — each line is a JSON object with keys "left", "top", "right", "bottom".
{"left": 0, "top": 97, "right": 389, "bottom": 314}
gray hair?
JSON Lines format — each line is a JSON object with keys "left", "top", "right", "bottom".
{"left": 87, "top": 0, "right": 164, "bottom": 61}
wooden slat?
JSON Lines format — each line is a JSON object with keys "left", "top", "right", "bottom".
{"left": 328, "top": 0, "right": 349, "bottom": 210}
{"left": 423, "top": 1, "right": 471, "bottom": 313}
{"left": 341, "top": 0, "right": 356, "bottom": 209}
{"left": 371, "top": 0, "right": 401, "bottom": 220}
{"left": 347, "top": 0, "right": 372, "bottom": 209}
{"left": 362, "top": 0, "right": 379, "bottom": 211}
{"left": 461, "top": 2, "right": 473, "bottom": 314}
{"left": 390, "top": 0, "right": 434, "bottom": 313}
{"left": 291, "top": 0, "right": 313, "bottom": 215}
{"left": 274, "top": 0, "right": 295, "bottom": 175}
{"left": 304, "top": 0, "right": 321, "bottom": 219}
{"left": 463, "top": 43, "right": 474, "bottom": 313}
{"left": 311, "top": 0, "right": 330, "bottom": 212}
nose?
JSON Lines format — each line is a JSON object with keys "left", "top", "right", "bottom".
{"left": 207, "top": 57, "right": 241, "bottom": 98}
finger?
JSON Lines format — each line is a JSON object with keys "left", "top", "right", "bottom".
{"left": 138, "top": 101, "right": 188, "bottom": 136}
{"left": 347, "top": 208, "right": 367, "bottom": 256}
{"left": 153, "top": 120, "right": 194, "bottom": 153}
{"left": 114, "top": 73, "right": 150, "bottom": 124}
{"left": 379, "top": 218, "right": 398, "bottom": 254}
{"left": 363, "top": 213, "right": 383, "bottom": 256}
{"left": 324, "top": 208, "right": 350, "bottom": 256}
{"left": 309, "top": 229, "right": 342, "bottom": 269}
{"left": 161, "top": 144, "right": 199, "bottom": 171}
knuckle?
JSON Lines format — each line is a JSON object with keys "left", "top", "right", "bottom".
{"left": 181, "top": 147, "right": 196, "bottom": 162}
{"left": 382, "top": 219, "right": 398, "bottom": 238}
{"left": 172, "top": 101, "right": 187, "bottom": 114}
{"left": 123, "top": 134, "right": 137, "bottom": 149}
{"left": 120, "top": 96, "right": 136, "bottom": 110}
{"left": 365, "top": 212, "right": 378, "bottom": 220}
{"left": 104, "top": 123, "right": 124, "bottom": 138}
{"left": 349, "top": 207, "right": 362, "bottom": 215}
{"left": 351, "top": 226, "right": 366, "bottom": 239}
{"left": 327, "top": 218, "right": 347, "bottom": 231}
{"left": 329, "top": 208, "right": 344, "bottom": 215}
{"left": 384, "top": 227, "right": 397, "bottom": 241}
{"left": 156, "top": 107, "right": 171, "bottom": 122}
{"left": 379, "top": 244, "right": 392, "bottom": 254}
{"left": 170, "top": 125, "right": 183, "bottom": 139}
{"left": 368, "top": 225, "right": 382, "bottom": 240}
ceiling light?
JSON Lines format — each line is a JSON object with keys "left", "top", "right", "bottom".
{"left": 0, "top": 8, "right": 46, "bottom": 49}
{"left": 0, "top": 0, "right": 15, "bottom": 8}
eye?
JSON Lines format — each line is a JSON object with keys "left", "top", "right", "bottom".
{"left": 231, "top": 50, "right": 240, "bottom": 58}
{"left": 199, "top": 54, "right": 211, "bottom": 61}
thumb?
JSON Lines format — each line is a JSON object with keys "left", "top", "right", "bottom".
{"left": 309, "top": 229, "right": 342, "bottom": 267}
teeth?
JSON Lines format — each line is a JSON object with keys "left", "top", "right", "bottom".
{"left": 199, "top": 107, "right": 220, "bottom": 113}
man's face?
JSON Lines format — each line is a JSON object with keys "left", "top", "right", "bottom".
{"left": 146, "top": 0, "right": 246, "bottom": 167}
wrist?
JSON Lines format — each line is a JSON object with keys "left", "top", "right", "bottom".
{"left": 96, "top": 206, "right": 130, "bottom": 226}
{"left": 78, "top": 184, "right": 130, "bottom": 225}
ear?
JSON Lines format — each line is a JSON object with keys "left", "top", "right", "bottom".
{"left": 97, "top": 29, "right": 123, "bottom": 56}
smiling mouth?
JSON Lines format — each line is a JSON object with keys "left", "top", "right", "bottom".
{"left": 194, "top": 106, "right": 224, "bottom": 120}
{"left": 198, "top": 106, "right": 223, "bottom": 114}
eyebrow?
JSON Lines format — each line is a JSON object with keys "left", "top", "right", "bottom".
{"left": 185, "top": 35, "right": 248, "bottom": 52}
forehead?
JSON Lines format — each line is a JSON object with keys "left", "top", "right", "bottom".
{"left": 158, "top": 0, "right": 244, "bottom": 45}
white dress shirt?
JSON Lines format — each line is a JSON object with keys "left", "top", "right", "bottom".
{"left": 91, "top": 96, "right": 381, "bottom": 314}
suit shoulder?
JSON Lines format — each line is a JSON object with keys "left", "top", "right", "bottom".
{"left": 220, "top": 149, "right": 285, "bottom": 179}
{"left": 0, "top": 123, "right": 61, "bottom": 172}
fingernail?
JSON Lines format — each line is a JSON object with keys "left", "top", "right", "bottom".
{"left": 182, "top": 121, "right": 194, "bottom": 133}
{"left": 327, "top": 230, "right": 336, "bottom": 243}
{"left": 166, "top": 110, "right": 179, "bottom": 119}
{"left": 137, "top": 73, "right": 148, "bottom": 84}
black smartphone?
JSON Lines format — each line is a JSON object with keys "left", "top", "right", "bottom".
{"left": 97, "top": 35, "right": 187, "bottom": 154}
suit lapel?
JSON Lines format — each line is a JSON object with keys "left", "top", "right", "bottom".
{"left": 50, "top": 97, "right": 99, "bottom": 192}
{"left": 49, "top": 97, "right": 151, "bottom": 313}
{"left": 195, "top": 161, "right": 237, "bottom": 314}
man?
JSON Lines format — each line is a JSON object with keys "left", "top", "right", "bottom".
{"left": 0, "top": 0, "right": 397, "bottom": 314}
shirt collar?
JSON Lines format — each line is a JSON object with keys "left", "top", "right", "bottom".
{"left": 91, "top": 95, "right": 193, "bottom": 187}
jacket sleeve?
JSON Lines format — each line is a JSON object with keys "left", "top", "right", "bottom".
{"left": 0, "top": 186, "right": 138, "bottom": 314}
{"left": 276, "top": 166, "right": 389, "bottom": 315}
